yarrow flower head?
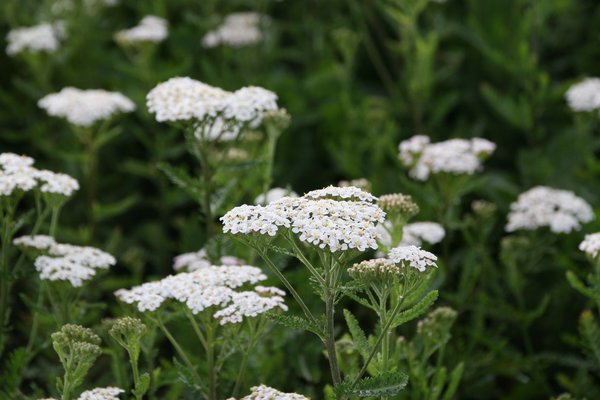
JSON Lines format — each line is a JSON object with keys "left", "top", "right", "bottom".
{"left": 146, "top": 77, "right": 279, "bottom": 130}
{"left": 77, "top": 387, "right": 125, "bottom": 400}
{"left": 565, "top": 78, "right": 600, "bottom": 112}
{"left": 39, "top": 87, "right": 135, "bottom": 127}
{"left": 579, "top": 232, "right": 600, "bottom": 259}
{"left": 173, "top": 247, "right": 245, "bottom": 272}
{"left": 115, "top": 265, "right": 287, "bottom": 324}
{"left": 0, "top": 152, "right": 79, "bottom": 197}
{"left": 348, "top": 258, "right": 403, "bottom": 282}
{"left": 399, "top": 135, "right": 496, "bottom": 181}
{"left": 202, "top": 12, "right": 267, "bottom": 48}
{"left": 6, "top": 22, "right": 65, "bottom": 56}
{"left": 15, "top": 236, "right": 116, "bottom": 287}
{"left": 223, "top": 186, "right": 385, "bottom": 252}
{"left": 505, "top": 186, "right": 594, "bottom": 234}
{"left": 115, "top": 15, "right": 168, "bottom": 44}
{"left": 236, "top": 384, "right": 310, "bottom": 400}
{"left": 388, "top": 245, "right": 438, "bottom": 272}
{"left": 401, "top": 222, "right": 445, "bottom": 246}
{"left": 255, "top": 187, "right": 298, "bottom": 205}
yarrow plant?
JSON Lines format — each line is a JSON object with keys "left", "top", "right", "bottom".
{"left": 505, "top": 186, "right": 594, "bottom": 233}
{"left": 115, "top": 265, "right": 287, "bottom": 399}
{"left": 232, "top": 384, "right": 310, "bottom": 399}
{"left": 0, "top": 153, "right": 79, "bottom": 354}
{"left": 222, "top": 185, "right": 439, "bottom": 395}
{"left": 15, "top": 235, "right": 116, "bottom": 324}
{"left": 202, "top": 12, "right": 267, "bottom": 48}
{"left": 146, "top": 76, "right": 288, "bottom": 240}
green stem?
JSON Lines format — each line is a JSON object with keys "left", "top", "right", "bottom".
{"left": 127, "top": 347, "right": 142, "bottom": 400}
{"left": 352, "top": 296, "right": 405, "bottom": 387}
{"left": 205, "top": 319, "right": 217, "bottom": 400}
{"left": 0, "top": 205, "right": 14, "bottom": 355}
{"left": 155, "top": 318, "right": 206, "bottom": 394}
{"left": 255, "top": 248, "right": 321, "bottom": 334}
{"left": 324, "top": 289, "right": 342, "bottom": 385}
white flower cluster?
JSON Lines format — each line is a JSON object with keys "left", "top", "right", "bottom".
{"left": 14, "top": 235, "right": 116, "bottom": 287}
{"left": 237, "top": 385, "right": 310, "bottom": 400}
{"left": 39, "top": 387, "right": 124, "bottom": 400}
{"left": 580, "top": 233, "right": 600, "bottom": 258}
{"left": 202, "top": 12, "right": 266, "bottom": 48}
{"left": 146, "top": 77, "right": 279, "bottom": 129}
{"left": 0, "top": 152, "right": 79, "bottom": 197}
{"left": 401, "top": 222, "right": 446, "bottom": 246}
{"left": 565, "top": 78, "right": 600, "bottom": 112}
{"left": 505, "top": 186, "right": 594, "bottom": 234}
{"left": 77, "top": 387, "right": 124, "bottom": 400}
{"left": 255, "top": 187, "right": 298, "bottom": 205}
{"left": 115, "top": 15, "right": 168, "bottom": 44}
{"left": 38, "top": 87, "right": 135, "bottom": 127}
{"left": 115, "top": 265, "right": 287, "bottom": 324}
{"left": 222, "top": 186, "right": 386, "bottom": 252}
{"left": 173, "top": 248, "right": 244, "bottom": 272}
{"left": 6, "top": 22, "right": 64, "bottom": 56}
{"left": 388, "top": 245, "right": 438, "bottom": 272}
{"left": 398, "top": 135, "right": 496, "bottom": 181}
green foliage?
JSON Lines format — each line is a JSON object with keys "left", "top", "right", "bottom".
{"left": 335, "top": 371, "right": 409, "bottom": 398}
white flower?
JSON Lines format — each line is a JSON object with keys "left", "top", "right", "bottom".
{"left": 213, "top": 289, "right": 287, "bottom": 325}
{"left": 202, "top": 12, "right": 266, "bottom": 48}
{"left": 38, "top": 88, "right": 135, "bottom": 127}
{"left": 33, "top": 170, "right": 79, "bottom": 196}
{"left": 565, "top": 78, "right": 600, "bottom": 112}
{"left": 13, "top": 235, "right": 57, "bottom": 250}
{"left": 77, "top": 387, "right": 124, "bottom": 400}
{"left": 239, "top": 385, "right": 309, "bottom": 400}
{"left": 580, "top": 232, "right": 600, "bottom": 258}
{"left": 173, "top": 248, "right": 245, "bottom": 272}
{"left": 399, "top": 135, "right": 495, "bottom": 181}
{"left": 401, "top": 222, "right": 445, "bottom": 246}
{"left": 0, "top": 152, "right": 78, "bottom": 197}
{"left": 6, "top": 22, "right": 64, "bottom": 56}
{"left": 146, "top": 77, "right": 231, "bottom": 122}
{"left": 388, "top": 245, "right": 438, "bottom": 272}
{"left": 115, "top": 265, "right": 287, "bottom": 323}
{"left": 25, "top": 239, "right": 116, "bottom": 287}
{"left": 223, "top": 187, "right": 386, "bottom": 253}
{"left": 223, "top": 86, "right": 279, "bottom": 128}
{"left": 505, "top": 186, "right": 594, "bottom": 234}
{"left": 304, "top": 185, "right": 377, "bottom": 203}
{"left": 115, "top": 15, "right": 168, "bottom": 44}
{"left": 255, "top": 187, "right": 298, "bottom": 205}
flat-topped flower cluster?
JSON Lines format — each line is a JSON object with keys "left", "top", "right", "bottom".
{"left": 115, "top": 15, "right": 168, "bottom": 44}
{"left": 6, "top": 22, "right": 65, "bottom": 56}
{"left": 349, "top": 245, "right": 438, "bottom": 282}
{"left": 38, "top": 87, "right": 135, "bottom": 127}
{"left": 221, "top": 186, "right": 386, "bottom": 252}
{"left": 146, "top": 77, "right": 279, "bottom": 133}
{"left": 0, "top": 152, "right": 79, "bottom": 197}
{"left": 505, "top": 186, "right": 594, "bottom": 233}
{"left": 173, "top": 248, "right": 245, "bottom": 272}
{"left": 565, "top": 77, "right": 600, "bottom": 112}
{"left": 115, "top": 265, "right": 287, "bottom": 324}
{"left": 202, "top": 12, "right": 267, "bottom": 48}
{"left": 579, "top": 232, "right": 600, "bottom": 258}
{"left": 399, "top": 135, "right": 496, "bottom": 181}
{"left": 233, "top": 384, "right": 310, "bottom": 400}
{"left": 40, "top": 387, "right": 124, "bottom": 400}
{"left": 14, "top": 235, "right": 116, "bottom": 287}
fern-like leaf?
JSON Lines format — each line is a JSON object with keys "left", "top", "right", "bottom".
{"left": 335, "top": 371, "right": 408, "bottom": 397}
{"left": 266, "top": 312, "right": 324, "bottom": 338}
{"left": 392, "top": 290, "right": 439, "bottom": 329}
{"left": 343, "top": 309, "right": 371, "bottom": 360}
